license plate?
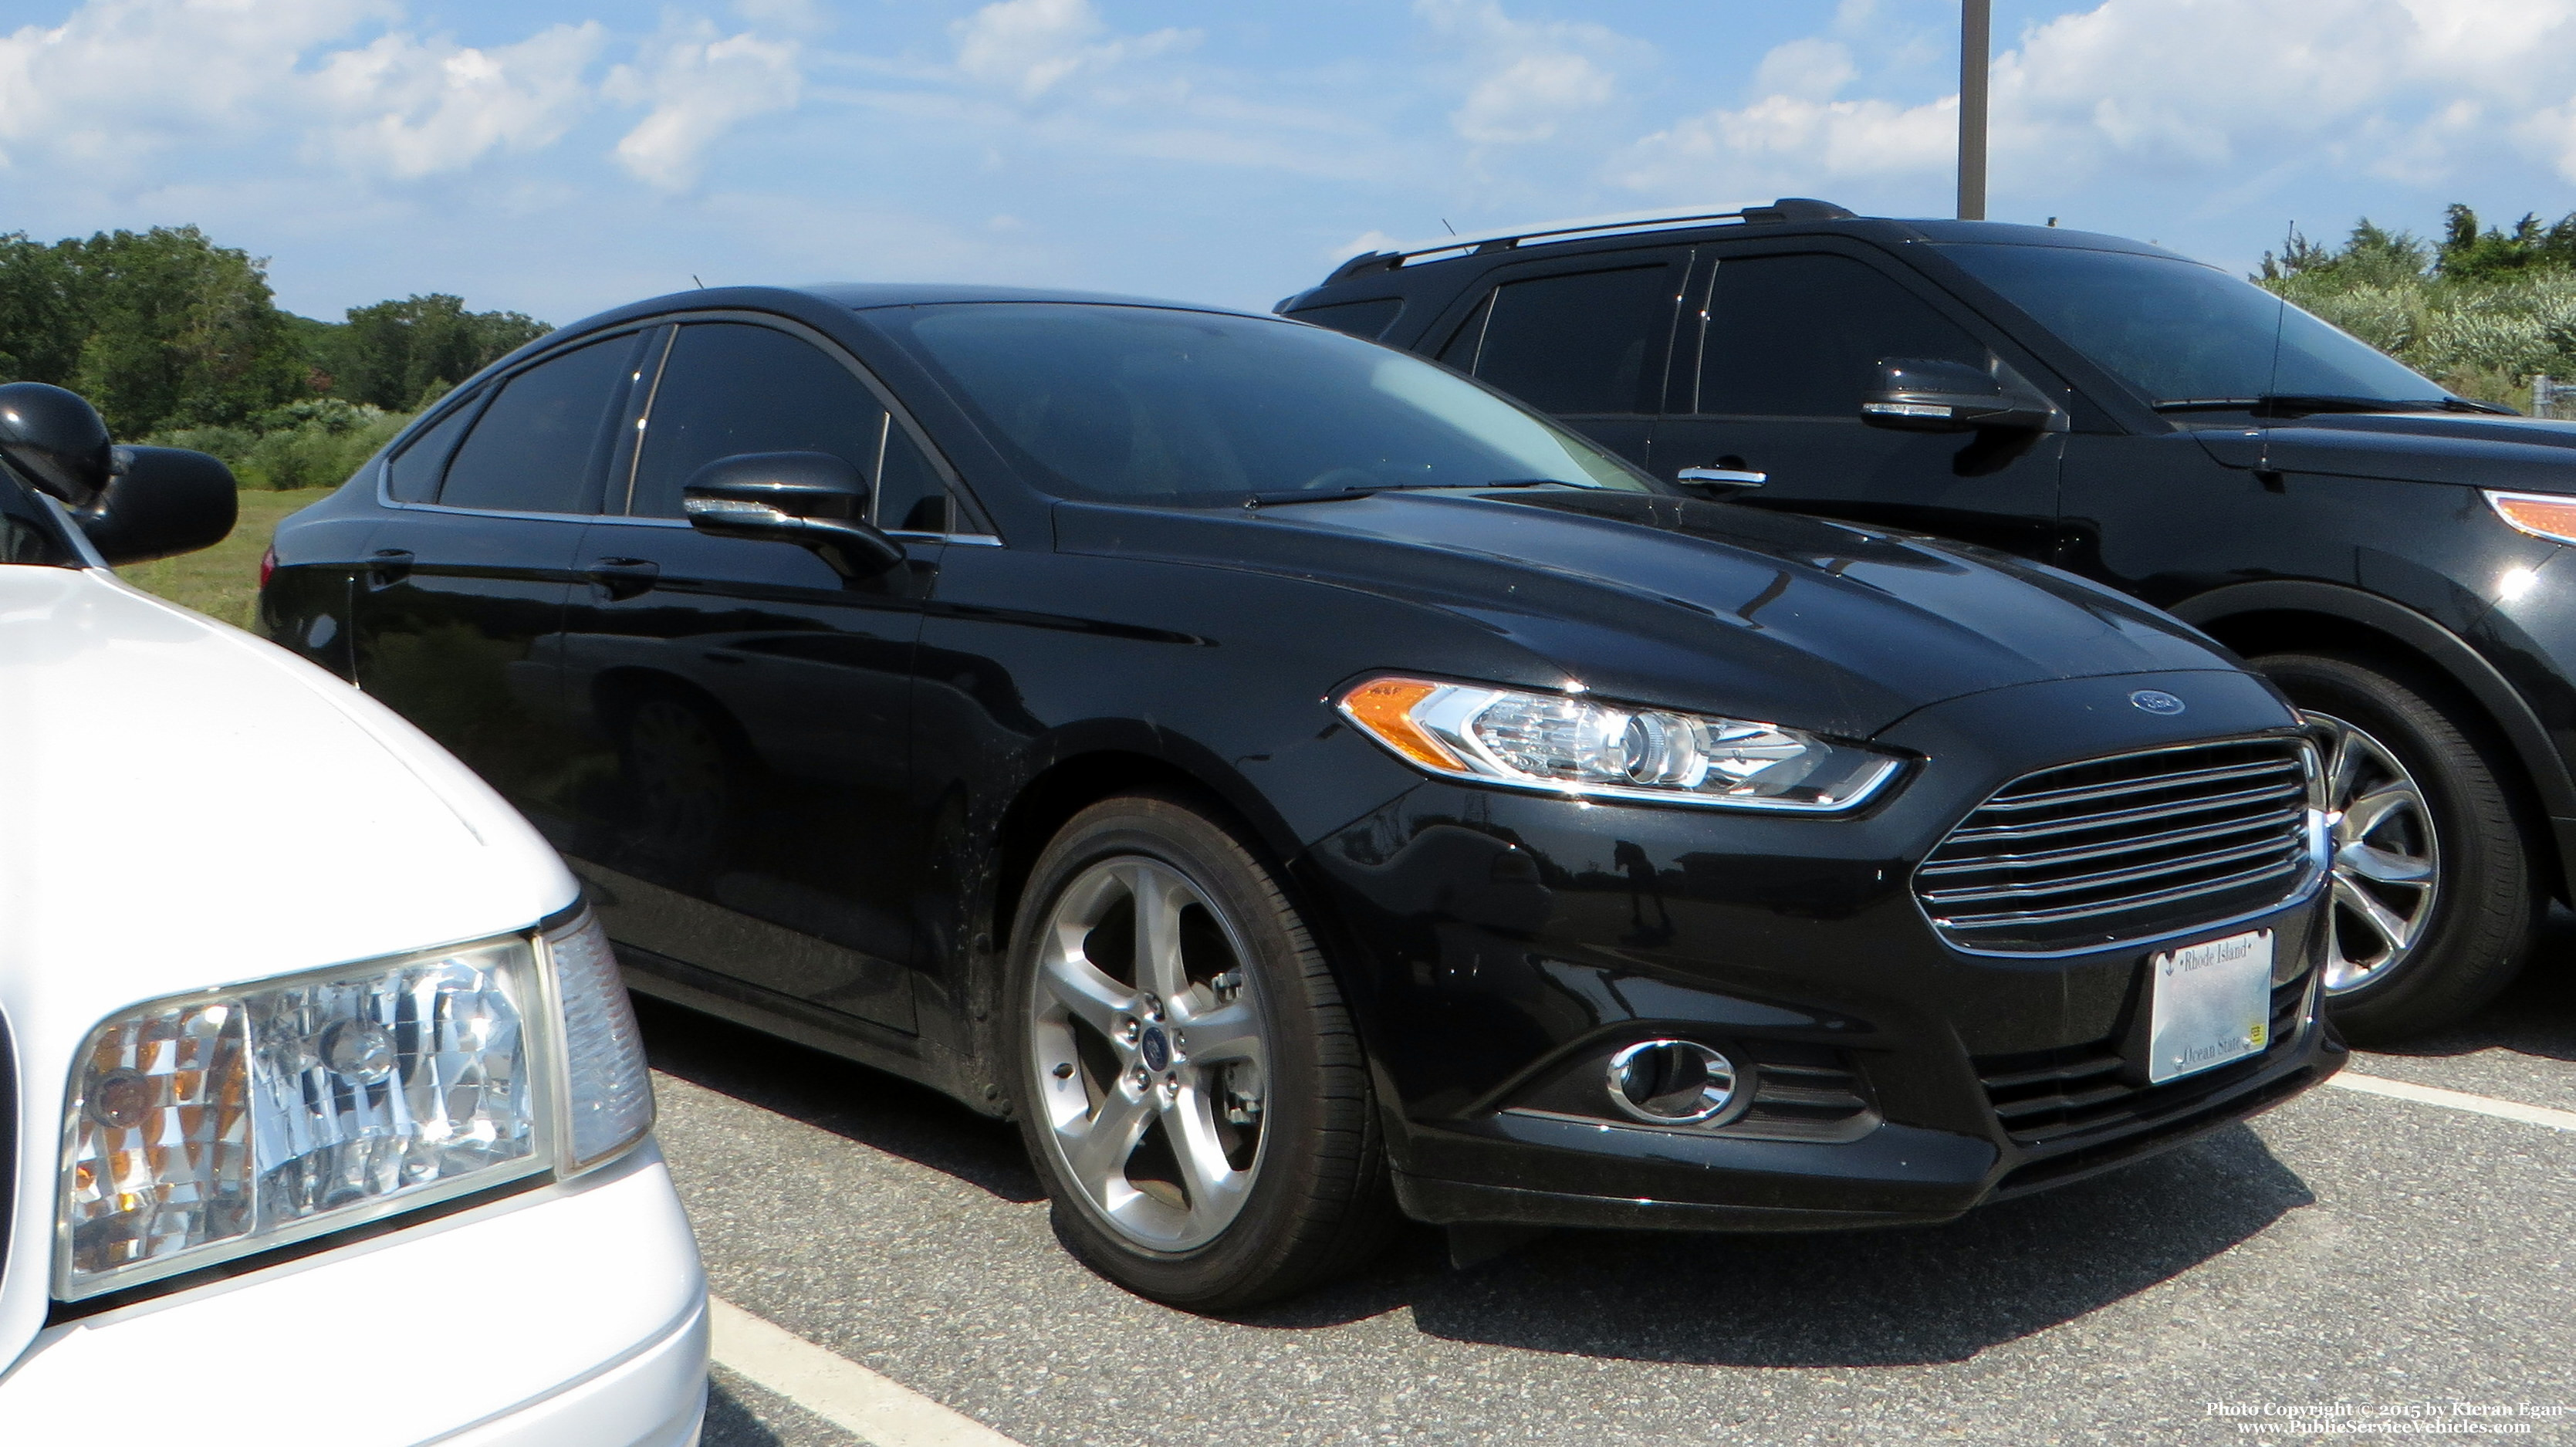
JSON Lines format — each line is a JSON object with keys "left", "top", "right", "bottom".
{"left": 2147, "top": 929, "right": 2273, "bottom": 1084}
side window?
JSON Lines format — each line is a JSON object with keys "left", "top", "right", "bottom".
{"left": 438, "top": 336, "right": 637, "bottom": 512}
{"left": 1699, "top": 253, "right": 1984, "bottom": 418}
{"left": 1290, "top": 297, "right": 1404, "bottom": 340}
{"left": 384, "top": 394, "right": 480, "bottom": 502}
{"left": 1440, "top": 264, "right": 1678, "bottom": 414}
{"left": 875, "top": 424, "right": 950, "bottom": 532}
{"left": 628, "top": 323, "right": 941, "bottom": 526}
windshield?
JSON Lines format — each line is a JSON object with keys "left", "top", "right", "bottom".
{"left": 1937, "top": 243, "right": 2447, "bottom": 408}
{"left": 879, "top": 303, "right": 1652, "bottom": 503}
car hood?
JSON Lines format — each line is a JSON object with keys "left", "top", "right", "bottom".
{"left": 2209, "top": 411, "right": 2576, "bottom": 491}
{"left": 1053, "top": 489, "right": 2248, "bottom": 739}
{"left": 0, "top": 566, "right": 576, "bottom": 1029}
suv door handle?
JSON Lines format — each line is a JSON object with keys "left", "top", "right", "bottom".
{"left": 364, "top": 548, "right": 414, "bottom": 588}
{"left": 1675, "top": 467, "right": 1768, "bottom": 489}
{"left": 585, "top": 557, "right": 661, "bottom": 600}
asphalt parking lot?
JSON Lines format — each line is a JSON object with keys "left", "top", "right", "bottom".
{"left": 645, "top": 920, "right": 2576, "bottom": 1447}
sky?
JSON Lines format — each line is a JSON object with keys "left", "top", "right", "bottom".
{"left": 5, "top": 0, "right": 2576, "bottom": 326}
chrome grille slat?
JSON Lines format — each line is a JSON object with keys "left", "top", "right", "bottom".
{"left": 1970, "top": 758, "right": 2303, "bottom": 814}
{"left": 1939, "top": 780, "right": 2304, "bottom": 845}
{"left": 1918, "top": 739, "right": 2317, "bottom": 953}
{"left": 1921, "top": 814, "right": 2300, "bottom": 886}
{"left": 1932, "top": 857, "right": 2307, "bottom": 930}
{"left": 1922, "top": 834, "right": 2300, "bottom": 905}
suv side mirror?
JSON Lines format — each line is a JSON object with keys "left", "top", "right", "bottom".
{"left": 77, "top": 446, "right": 240, "bottom": 565}
{"left": 1861, "top": 358, "right": 2057, "bottom": 434}
{"left": 0, "top": 380, "right": 115, "bottom": 508}
{"left": 681, "top": 451, "right": 904, "bottom": 579}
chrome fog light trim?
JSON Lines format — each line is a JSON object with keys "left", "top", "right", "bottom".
{"left": 1604, "top": 1040, "right": 1739, "bottom": 1125}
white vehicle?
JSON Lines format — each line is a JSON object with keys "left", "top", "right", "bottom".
{"left": 0, "top": 382, "right": 709, "bottom": 1446}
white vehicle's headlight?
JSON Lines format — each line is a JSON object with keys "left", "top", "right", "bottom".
{"left": 1337, "top": 675, "right": 1905, "bottom": 812}
{"left": 57, "top": 909, "right": 651, "bottom": 1300}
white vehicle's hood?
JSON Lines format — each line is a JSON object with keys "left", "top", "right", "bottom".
{"left": 0, "top": 567, "right": 575, "bottom": 1013}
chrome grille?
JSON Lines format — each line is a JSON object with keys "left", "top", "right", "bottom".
{"left": 1918, "top": 739, "right": 2318, "bottom": 953}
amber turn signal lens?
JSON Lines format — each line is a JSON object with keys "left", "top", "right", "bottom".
{"left": 2487, "top": 491, "right": 2576, "bottom": 546}
{"left": 1337, "top": 677, "right": 1465, "bottom": 771}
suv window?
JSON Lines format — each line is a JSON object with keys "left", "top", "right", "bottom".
{"left": 1697, "top": 253, "right": 1984, "bottom": 417}
{"left": 628, "top": 323, "right": 917, "bottom": 522}
{"left": 385, "top": 394, "right": 480, "bottom": 503}
{"left": 438, "top": 336, "right": 637, "bottom": 513}
{"left": 1440, "top": 265, "right": 1675, "bottom": 414}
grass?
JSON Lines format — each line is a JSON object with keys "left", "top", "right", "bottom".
{"left": 115, "top": 488, "right": 333, "bottom": 631}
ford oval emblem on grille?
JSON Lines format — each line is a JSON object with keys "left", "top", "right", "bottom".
{"left": 2131, "top": 689, "right": 2186, "bottom": 715}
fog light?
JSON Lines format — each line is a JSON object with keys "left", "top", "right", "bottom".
{"left": 1605, "top": 1040, "right": 1737, "bottom": 1124}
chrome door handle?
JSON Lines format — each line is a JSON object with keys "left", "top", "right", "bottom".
{"left": 1675, "top": 467, "right": 1768, "bottom": 489}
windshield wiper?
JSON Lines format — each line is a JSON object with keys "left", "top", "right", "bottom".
{"left": 2152, "top": 394, "right": 2454, "bottom": 417}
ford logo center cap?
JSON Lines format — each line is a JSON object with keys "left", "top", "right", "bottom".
{"left": 2131, "top": 689, "right": 2186, "bottom": 715}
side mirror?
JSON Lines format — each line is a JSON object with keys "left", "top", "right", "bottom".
{"left": 680, "top": 451, "right": 904, "bottom": 580}
{"left": 78, "top": 446, "right": 239, "bottom": 565}
{"left": 0, "top": 381, "right": 115, "bottom": 508}
{"left": 1861, "top": 358, "right": 2057, "bottom": 434}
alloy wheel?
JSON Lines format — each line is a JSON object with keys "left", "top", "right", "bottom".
{"left": 2309, "top": 710, "right": 2440, "bottom": 993}
{"left": 1027, "top": 856, "right": 1273, "bottom": 1253}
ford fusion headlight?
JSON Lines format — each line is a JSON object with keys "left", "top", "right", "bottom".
{"left": 56, "top": 909, "right": 652, "bottom": 1300}
{"left": 1337, "top": 675, "right": 1905, "bottom": 812}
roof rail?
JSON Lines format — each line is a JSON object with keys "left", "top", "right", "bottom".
{"left": 1322, "top": 198, "right": 1857, "bottom": 283}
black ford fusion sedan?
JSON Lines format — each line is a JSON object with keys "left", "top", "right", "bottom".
{"left": 260, "top": 285, "right": 2343, "bottom": 1309}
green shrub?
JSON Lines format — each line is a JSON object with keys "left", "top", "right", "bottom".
{"left": 142, "top": 398, "right": 412, "bottom": 491}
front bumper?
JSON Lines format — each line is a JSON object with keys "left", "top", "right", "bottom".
{"left": 0, "top": 1144, "right": 707, "bottom": 1447}
{"left": 1301, "top": 668, "right": 2344, "bottom": 1232}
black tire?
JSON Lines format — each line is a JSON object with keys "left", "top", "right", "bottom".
{"left": 1004, "top": 793, "right": 1393, "bottom": 1311}
{"left": 2252, "top": 651, "right": 2539, "bottom": 1043}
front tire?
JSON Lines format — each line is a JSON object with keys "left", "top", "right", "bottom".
{"left": 1006, "top": 794, "right": 1391, "bottom": 1310}
{"left": 2252, "top": 651, "right": 2538, "bottom": 1043}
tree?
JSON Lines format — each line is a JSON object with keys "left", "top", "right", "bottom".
{"left": 318, "top": 294, "right": 549, "bottom": 410}
{"left": 0, "top": 233, "right": 83, "bottom": 384}
{"left": 55, "top": 226, "right": 306, "bottom": 435}
{"left": 2435, "top": 204, "right": 2576, "bottom": 282}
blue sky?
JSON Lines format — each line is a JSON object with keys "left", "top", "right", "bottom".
{"left": 5, "top": 0, "right": 2576, "bottom": 326}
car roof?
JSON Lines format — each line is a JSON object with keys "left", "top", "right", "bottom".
{"left": 796, "top": 282, "right": 1265, "bottom": 316}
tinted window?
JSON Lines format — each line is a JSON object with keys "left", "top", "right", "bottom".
{"left": 1450, "top": 265, "right": 1675, "bottom": 414}
{"left": 0, "top": 472, "right": 74, "bottom": 566}
{"left": 438, "top": 337, "right": 635, "bottom": 512}
{"left": 1290, "top": 298, "right": 1404, "bottom": 340}
{"left": 384, "top": 395, "right": 480, "bottom": 502}
{"left": 1938, "top": 242, "right": 2444, "bottom": 406}
{"left": 629, "top": 323, "right": 900, "bottom": 520}
{"left": 1699, "top": 253, "right": 1984, "bottom": 417}
{"left": 881, "top": 303, "right": 1650, "bottom": 504}
{"left": 876, "top": 425, "right": 950, "bottom": 532}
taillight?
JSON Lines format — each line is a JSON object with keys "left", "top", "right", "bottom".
{"left": 257, "top": 545, "right": 277, "bottom": 590}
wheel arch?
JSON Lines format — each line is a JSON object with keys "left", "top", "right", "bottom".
{"left": 2172, "top": 580, "right": 2575, "bottom": 898}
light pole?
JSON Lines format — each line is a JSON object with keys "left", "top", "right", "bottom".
{"left": 1959, "top": 0, "right": 1990, "bottom": 221}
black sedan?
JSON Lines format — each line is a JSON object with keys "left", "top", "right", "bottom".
{"left": 261, "top": 285, "right": 2343, "bottom": 1309}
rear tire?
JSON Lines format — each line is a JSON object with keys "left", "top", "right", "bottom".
{"left": 1005, "top": 793, "right": 1393, "bottom": 1311}
{"left": 2251, "top": 651, "right": 2538, "bottom": 1043}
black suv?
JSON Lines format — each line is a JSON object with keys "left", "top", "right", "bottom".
{"left": 1283, "top": 200, "right": 2576, "bottom": 1041}
{"left": 262, "top": 286, "right": 2337, "bottom": 1307}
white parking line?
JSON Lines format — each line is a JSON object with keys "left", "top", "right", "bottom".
{"left": 709, "top": 1297, "right": 1029, "bottom": 1447}
{"left": 2327, "top": 1071, "right": 2576, "bottom": 1132}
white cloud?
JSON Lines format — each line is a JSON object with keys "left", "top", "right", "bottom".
{"left": 1752, "top": 39, "right": 1854, "bottom": 103}
{"left": 311, "top": 24, "right": 602, "bottom": 178}
{"left": 607, "top": 21, "right": 802, "bottom": 190}
{"left": 1610, "top": 0, "right": 2576, "bottom": 202}
{"left": 1417, "top": 0, "right": 1648, "bottom": 148}
{"left": 950, "top": 0, "right": 1194, "bottom": 103}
